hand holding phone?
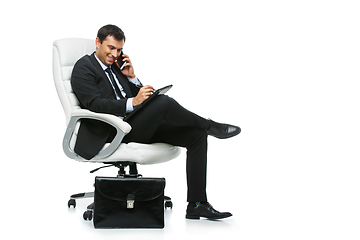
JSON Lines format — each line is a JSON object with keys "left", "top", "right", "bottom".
{"left": 117, "top": 51, "right": 135, "bottom": 79}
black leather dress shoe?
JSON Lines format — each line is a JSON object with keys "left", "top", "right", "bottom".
{"left": 207, "top": 120, "right": 241, "bottom": 139}
{"left": 186, "top": 202, "right": 233, "bottom": 220}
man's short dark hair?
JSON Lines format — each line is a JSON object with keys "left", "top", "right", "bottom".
{"left": 97, "top": 24, "right": 126, "bottom": 43}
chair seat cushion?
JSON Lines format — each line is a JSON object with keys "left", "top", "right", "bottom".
{"left": 75, "top": 142, "right": 181, "bottom": 165}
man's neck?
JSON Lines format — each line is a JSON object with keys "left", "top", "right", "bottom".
{"left": 94, "top": 52, "right": 110, "bottom": 70}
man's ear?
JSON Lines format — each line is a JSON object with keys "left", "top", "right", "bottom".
{"left": 95, "top": 37, "right": 101, "bottom": 50}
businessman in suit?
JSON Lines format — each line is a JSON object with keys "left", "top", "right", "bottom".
{"left": 71, "top": 24, "right": 240, "bottom": 220}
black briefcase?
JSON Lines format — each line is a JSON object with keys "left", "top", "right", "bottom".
{"left": 93, "top": 177, "right": 165, "bottom": 229}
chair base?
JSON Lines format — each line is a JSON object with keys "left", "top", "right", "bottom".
{"left": 68, "top": 192, "right": 173, "bottom": 221}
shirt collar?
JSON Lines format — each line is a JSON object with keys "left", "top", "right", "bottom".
{"left": 94, "top": 53, "right": 110, "bottom": 71}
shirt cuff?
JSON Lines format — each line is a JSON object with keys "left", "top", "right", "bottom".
{"left": 126, "top": 98, "right": 134, "bottom": 113}
{"left": 128, "top": 76, "right": 141, "bottom": 85}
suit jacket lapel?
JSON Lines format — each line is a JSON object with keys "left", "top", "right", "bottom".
{"left": 89, "top": 53, "right": 115, "bottom": 91}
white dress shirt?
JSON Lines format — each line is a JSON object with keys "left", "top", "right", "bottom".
{"left": 94, "top": 54, "right": 141, "bottom": 115}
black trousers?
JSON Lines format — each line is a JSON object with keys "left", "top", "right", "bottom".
{"left": 122, "top": 95, "right": 210, "bottom": 202}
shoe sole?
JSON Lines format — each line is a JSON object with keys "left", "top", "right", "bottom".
{"left": 186, "top": 214, "right": 232, "bottom": 220}
{"left": 185, "top": 214, "right": 200, "bottom": 220}
{"left": 210, "top": 130, "right": 241, "bottom": 139}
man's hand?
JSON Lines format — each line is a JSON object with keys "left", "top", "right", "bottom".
{"left": 133, "top": 85, "right": 154, "bottom": 107}
{"left": 119, "top": 53, "right": 136, "bottom": 79}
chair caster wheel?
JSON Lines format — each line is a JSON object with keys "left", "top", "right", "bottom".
{"left": 83, "top": 210, "right": 93, "bottom": 221}
{"left": 68, "top": 199, "right": 76, "bottom": 208}
{"left": 165, "top": 200, "right": 173, "bottom": 209}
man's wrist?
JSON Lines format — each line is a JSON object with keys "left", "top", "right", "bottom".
{"left": 132, "top": 97, "right": 140, "bottom": 107}
{"left": 128, "top": 74, "right": 136, "bottom": 79}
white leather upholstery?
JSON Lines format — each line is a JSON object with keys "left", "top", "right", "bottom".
{"left": 53, "top": 38, "right": 180, "bottom": 164}
{"left": 53, "top": 38, "right": 94, "bottom": 124}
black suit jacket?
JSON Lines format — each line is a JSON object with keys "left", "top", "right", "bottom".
{"left": 71, "top": 52, "right": 140, "bottom": 159}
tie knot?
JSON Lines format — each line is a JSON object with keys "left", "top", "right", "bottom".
{"left": 105, "top": 67, "right": 112, "bottom": 74}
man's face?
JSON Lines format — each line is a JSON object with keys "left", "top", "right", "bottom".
{"left": 95, "top": 35, "right": 124, "bottom": 67}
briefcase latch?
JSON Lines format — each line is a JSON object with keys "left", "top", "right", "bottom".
{"left": 127, "top": 194, "right": 135, "bottom": 209}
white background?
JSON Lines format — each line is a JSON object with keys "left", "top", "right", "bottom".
{"left": 1, "top": 0, "right": 360, "bottom": 239}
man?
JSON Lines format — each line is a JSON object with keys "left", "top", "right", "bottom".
{"left": 71, "top": 24, "right": 241, "bottom": 220}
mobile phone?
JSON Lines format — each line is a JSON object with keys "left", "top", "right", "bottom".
{"left": 117, "top": 51, "right": 127, "bottom": 70}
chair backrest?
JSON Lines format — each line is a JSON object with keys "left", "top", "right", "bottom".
{"left": 53, "top": 38, "right": 95, "bottom": 124}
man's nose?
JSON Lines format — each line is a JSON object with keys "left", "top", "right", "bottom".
{"left": 111, "top": 49, "right": 118, "bottom": 57}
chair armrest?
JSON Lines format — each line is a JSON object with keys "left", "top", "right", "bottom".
{"left": 63, "top": 109, "right": 132, "bottom": 160}
{"left": 71, "top": 109, "right": 132, "bottom": 133}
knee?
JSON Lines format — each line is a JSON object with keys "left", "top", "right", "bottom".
{"left": 151, "top": 95, "right": 173, "bottom": 110}
{"left": 188, "top": 128, "right": 208, "bottom": 148}
{"left": 157, "top": 95, "right": 177, "bottom": 107}
{"left": 197, "top": 128, "right": 208, "bottom": 140}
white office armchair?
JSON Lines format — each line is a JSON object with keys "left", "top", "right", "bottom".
{"left": 52, "top": 38, "right": 181, "bottom": 219}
